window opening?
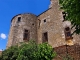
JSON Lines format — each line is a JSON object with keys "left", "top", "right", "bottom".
{"left": 32, "top": 23, "right": 34, "bottom": 26}
{"left": 64, "top": 27, "right": 72, "bottom": 40}
{"left": 44, "top": 19, "right": 46, "bottom": 22}
{"left": 65, "top": 27, "right": 70, "bottom": 31}
{"left": 42, "top": 32, "right": 48, "bottom": 42}
{"left": 17, "top": 17, "right": 21, "bottom": 23}
{"left": 23, "top": 30, "right": 29, "bottom": 42}
{"left": 66, "top": 32, "right": 71, "bottom": 36}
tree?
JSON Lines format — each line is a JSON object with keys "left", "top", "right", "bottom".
{"left": 0, "top": 40, "right": 56, "bottom": 60}
{"left": 38, "top": 43, "right": 56, "bottom": 60}
{"left": 0, "top": 45, "right": 19, "bottom": 60}
{"left": 59, "top": 0, "right": 80, "bottom": 34}
{"left": 17, "top": 41, "right": 39, "bottom": 60}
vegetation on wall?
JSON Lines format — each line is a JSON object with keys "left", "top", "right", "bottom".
{"left": 59, "top": 0, "right": 80, "bottom": 34}
{"left": 0, "top": 40, "right": 56, "bottom": 60}
{"left": 63, "top": 54, "right": 74, "bottom": 60}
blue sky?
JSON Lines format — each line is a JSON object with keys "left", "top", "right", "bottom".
{"left": 0, "top": 0, "right": 50, "bottom": 50}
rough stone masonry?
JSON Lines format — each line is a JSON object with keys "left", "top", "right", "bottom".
{"left": 7, "top": 0, "right": 80, "bottom": 60}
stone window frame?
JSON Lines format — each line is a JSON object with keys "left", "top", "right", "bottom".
{"left": 42, "top": 16, "right": 50, "bottom": 24}
{"left": 44, "top": 19, "right": 46, "bottom": 23}
{"left": 11, "top": 16, "right": 22, "bottom": 27}
{"left": 64, "top": 27, "right": 72, "bottom": 40}
{"left": 17, "top": 17, "right": 21, "bottom": 23}
{"left": 38, "top": 16, "right": 50, "bottom": 28}
{"left": 42, "top": 32, "right": 48, "bottom": 43}
{"left": 23, "top": 29, "right": 30, "bottom": 42}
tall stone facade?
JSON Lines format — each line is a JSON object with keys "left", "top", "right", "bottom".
{"left": 7, "top": 0, "right": 80, "bottom": 58}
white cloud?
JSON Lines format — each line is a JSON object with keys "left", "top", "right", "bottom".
{"left": 0, "top": 33, "right": 7, "bottom": 39}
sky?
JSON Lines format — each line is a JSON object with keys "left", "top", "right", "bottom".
{"left": 0, "top": 0, "right": 50, "bottom": 50}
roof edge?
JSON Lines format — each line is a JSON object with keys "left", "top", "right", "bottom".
{"left": 37, "top": 8, "right": 52, "bottom": 17}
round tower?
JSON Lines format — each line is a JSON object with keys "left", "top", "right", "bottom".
{"left": 7, "top": 13, "right": 37, "bottom": 48}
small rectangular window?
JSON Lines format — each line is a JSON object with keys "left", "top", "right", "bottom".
{"left": 17, "top": 17, "right": 21, "bottom": 23}
{"left": 25, "top": 30, "right": 28, "bottom": 32}
{"left": 44, "top": 19, "right": 46, "bottom": 22}
{"left": 23, "top": 30, "right": 29, "bottom": 42}
{"left": 64, "top": 27, "right": 73, "bottom": 40}
{"left": 42, "top": 32, "right": 48, "bottom": 43}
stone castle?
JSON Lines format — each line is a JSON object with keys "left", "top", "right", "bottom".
{"left": 7, "top": 0, "right": 80, "bottom": 59}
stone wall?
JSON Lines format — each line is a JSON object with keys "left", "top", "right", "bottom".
{"left": 37, "top": 0, "right": 66, "bottom": 48}
{"left": 37, "top": 0, "right": 80, "bottom": 48}
{"left": 6, "top": 0, "right": 80, "bottom": 59}
{"left": 54, "top": 44, "right": 80, "bottom": 60}
{"left": 6, "top": 0, "right": 80, "bottom": 51}
{"left": 7, "top": 13, "right": 37, "bottom": 48}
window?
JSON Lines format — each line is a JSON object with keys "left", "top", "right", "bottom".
{"left": 44, "top": 19, "right": 46, "bottom": 22}
{"left": 66, "top": 32, "right": 71, "bottom": 36}
{"left": 17, "top": 17, "right": 21, "bottom": 23}
{"left": 23, "top": 30, "right": 29, "bottom": 42}
{"left": 65, "top": 27, "right": 70, "bottom": 31}
{"left": 32, "top": 23, "right": 34, "bottom": 26}
{"left": 64, "top": 27, "right": 72, "bottom": 40}
{"left": 42, "top": 32, "right": 48, "bottom": 42}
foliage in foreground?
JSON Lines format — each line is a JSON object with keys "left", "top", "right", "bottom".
{"left": 0, "top": 40, "right": 56, "bottom": 60}
{"left": 59, "top": 0, "right": 80, "bottom": 34}
{"left": 63, "top": 54, "right": 74, "bottom": 60}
